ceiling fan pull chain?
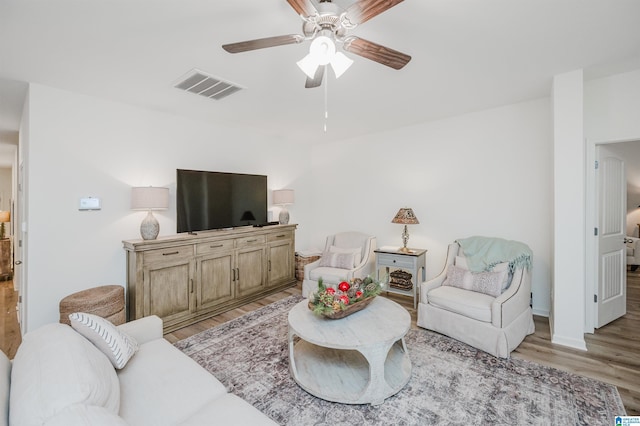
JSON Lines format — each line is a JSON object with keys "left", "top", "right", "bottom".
{"left": 324, "top": 67, "right": 328, "bottom": 132}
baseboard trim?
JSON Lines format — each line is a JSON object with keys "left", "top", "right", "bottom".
{"left": 551, "top": 334, "right": 587, "bottom": 351}
{"left": 532, "top": 308, "right": 550, "bottom": 317}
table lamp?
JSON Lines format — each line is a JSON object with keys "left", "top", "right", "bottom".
{"left": 131, "top": 187, "right": 169, "bottom": 240}
{"left": 0, "top": 211, "right": 9, "bottom": 240}
{"left": 273, "top": 189, "right": 294, "bottom": 225}
{"left": 391, "top": 208, "right": 419, "bottom": 253}
{"left": 240, "top": 210, "right": 256, "bottom": 226}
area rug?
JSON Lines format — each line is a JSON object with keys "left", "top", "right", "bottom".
{"left": 175, "top": 296, "right": 625, "bottom": 425}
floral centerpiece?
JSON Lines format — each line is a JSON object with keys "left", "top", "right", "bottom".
{"left": 308, "top": 276, "right": 383, "bottom": 319}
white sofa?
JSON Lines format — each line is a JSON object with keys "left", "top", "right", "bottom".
{"left": 417, "top": 239, "right": 535, "bottom": 358}
{"left": 0, "top": 315, "right": 277, "bottom": 426}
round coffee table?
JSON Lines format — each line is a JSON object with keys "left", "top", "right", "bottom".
{"left": 288, "top": 296, "right": 411, "bottom": 405}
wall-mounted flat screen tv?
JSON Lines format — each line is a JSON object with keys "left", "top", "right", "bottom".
{"left": 176, "top": 169, "right": 267, "bottom": 233}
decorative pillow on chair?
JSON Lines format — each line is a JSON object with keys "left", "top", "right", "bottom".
{"left": 69, "top": 312, "right": 139, "bottom": 369}
{"left": 455, "top": 256, "right": 512, "bottom": 293}
{"left": 318, "top": 252, "right": 356, "bottom": 269}
{"left": 468, "top": 270, "right": 507, "bottom": 297}
{"left": 442, "top": 264, "right": 472, "bottom": 290}
{"left": 444, "top": 262, "right": 507, "bottom": 297}
{"left": 329, "top": 246, "right": 362, "bottom": 267}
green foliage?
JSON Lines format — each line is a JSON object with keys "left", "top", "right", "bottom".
{"left": 308, "top": 275, "right": 383, "bottom": 317}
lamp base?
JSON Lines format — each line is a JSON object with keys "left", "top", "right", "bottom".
{"left": 279, "top": 207, "right": 290, "bottom": 225}
{"left": 140, "top": 211, "right": 160, "bottom": 240}
{"left": 398, "top": 246, "right": 413, "bottom": 254}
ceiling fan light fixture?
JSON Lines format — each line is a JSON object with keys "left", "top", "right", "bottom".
{"left": 330, "top": 51, "right": 353, "bottom": 78}
{"left": 297, "top": 35, "right": 352, "bottom": 80}
{"left": 310, "top": 36, "right": 335, "bottom": 65}
{"left": 297, "top": 53, "right": 319, "bottom": 79}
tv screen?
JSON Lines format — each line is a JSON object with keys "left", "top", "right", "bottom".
{"left": 176, "top": 169, "right": 267, "bottom": 233}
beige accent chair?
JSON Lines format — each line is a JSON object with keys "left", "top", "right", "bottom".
{"left": 627, "top": 237, "right": 640, "bottom": 271}
{"left": 302, "top": 232, "right": 376, "bottom": 298}
{"left": 417, "top": 241, "right": 534, "bottom": 358}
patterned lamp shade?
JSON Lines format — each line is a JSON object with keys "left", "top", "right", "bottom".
{"left": 391, "top": 208, "right": 419, "bottom": 225}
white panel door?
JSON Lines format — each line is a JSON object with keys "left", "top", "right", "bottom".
{"left": 596, "top": 145, "right": 626, "bottom": 328}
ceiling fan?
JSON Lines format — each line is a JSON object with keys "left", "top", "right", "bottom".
{"left": 222, "top": 0, "right": 411, "bottom": 88}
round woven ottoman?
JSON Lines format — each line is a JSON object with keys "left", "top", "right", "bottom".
{"left": 59, "top": 285, "right": 125, "bottom": 326}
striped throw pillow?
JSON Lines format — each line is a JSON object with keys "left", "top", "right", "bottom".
{"left": 69, "top": 312, "right": 139, "bottom": 369}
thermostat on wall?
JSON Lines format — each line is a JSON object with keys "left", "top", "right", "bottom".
{"left": 79, "top": 197, "right": 101, "bottom": 211}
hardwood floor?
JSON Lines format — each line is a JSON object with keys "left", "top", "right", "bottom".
{"left": 1, "top": 273, "right": 637, "bottom": 415}
{"left": 0, "top": 279, "right": 20, "bottom": 359}
{"left": 167, "top": 273, "right": 640, "bottom": 416}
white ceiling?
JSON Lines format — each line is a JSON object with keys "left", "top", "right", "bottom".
{"left": 0, "top": 0, "right": 639, "bottom": 152}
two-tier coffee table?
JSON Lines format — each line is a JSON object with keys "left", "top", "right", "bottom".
{"left": 288, "top": 296, "right": 411, "bottom": 405}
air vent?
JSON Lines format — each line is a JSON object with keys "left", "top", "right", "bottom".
{"left": 174, "top": 69, "right": 244, "bottom": 100}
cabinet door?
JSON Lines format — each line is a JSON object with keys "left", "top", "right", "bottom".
{"left": 143, "top": 258, "right": 194, "bottom": 325}
{"left": 197, "top": 251, "right": 234, "bottom": 311}
{"left": 236, "top": 246, "right": 265, "bottom": 297}
{"left": 267, "top": 239, "right": 294, "bottom": 287}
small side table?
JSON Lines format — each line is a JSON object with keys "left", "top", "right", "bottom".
{"left": 375, "top": 247, "right": 427, "bottom": 309}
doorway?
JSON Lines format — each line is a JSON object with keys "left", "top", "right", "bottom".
{"left": 586, "top": 139, "right": 640, "bottom": 331}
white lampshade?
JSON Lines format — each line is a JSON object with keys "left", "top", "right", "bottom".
{"left": 273, "top": 189, "right": 294, "bottom": 205}
{"left": 131, "top": 186, "right": 169, "bottom": 240}
{"left": 297, "top": 54, "right": 320, "bottom": 79}
{"left": 131, "top": 187, "right": 169, "bottom": 210}
{"left": 297, "top": 35, "right": 352, "bottom": 80}
{"left": 330, "top": 52, "right": 354, "bottom": 78}
{"left": 273, "top": 189, "right": 294, "bottom": 225}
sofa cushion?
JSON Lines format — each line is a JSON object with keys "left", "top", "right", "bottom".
{"left": 69, "top": 312, "right": 139, "bottom": 369}
{"left": 0, "top": 350, "right": 10, "bottom": 426}
{"left": 10, "top": 323, "right": 120, "bottom": 425}
{"left": 117, "top": 338, "right": 227, "bottom": 426}
{"left": 428, "top": 286, "right": 494, "bottom": 322}
{"left": 178, "top": 393, "right": 278, "bottom": 425}
{"left": 44, "top": 404, "right": 129, "bottom": 426}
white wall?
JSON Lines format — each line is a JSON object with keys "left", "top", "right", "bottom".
{"left": 0, "top": 167, "right": 11, "bottom": 211}
{"left": 585, "top": 69, "right": 640, "bottom": 144}
{"left": 583, "top": 68, "right": 640, "bottom": 333}
{"left": 551, "top": 69, "right": 587, "bottom": 350}
{"left": 304, "top": 98, "right": 553, "bottom": 315}
{"left": 23, "top": 83, "right": 311, "bottom": 331}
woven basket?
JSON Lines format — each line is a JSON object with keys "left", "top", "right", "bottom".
{"left": 308, "top": 295, "right": 376, "bottom": 320}
{"left": 59, "top": 285, "right": 125, "bottom": 326}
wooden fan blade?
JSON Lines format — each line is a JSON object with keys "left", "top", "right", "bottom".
{"left": 286, "top": 0, "right": 318, "bottom": 17}
{"left": 345, "top": 0, "right": 404, "bottom": 25}
{"left": 222, "top": 34, "right": 303, "bottom": 53}
{"left": 305, "top": 66, "right": 325, "bottom": 88}
{"left": 343, "top": 36, "right": 411, "bottom": 69}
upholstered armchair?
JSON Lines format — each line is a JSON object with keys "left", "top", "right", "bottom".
{"left": 302, "top": 232, "right": 377, "bottom": 298}
{"left": 627, "top": 237, "right": 640, "bottom": 270}
{"left": 417, "top": 237, "right": 535, "bottom": 358}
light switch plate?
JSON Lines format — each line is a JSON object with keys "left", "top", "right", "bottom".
{"left": 79, "top": 197, "right": 101, "bottom": 211}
